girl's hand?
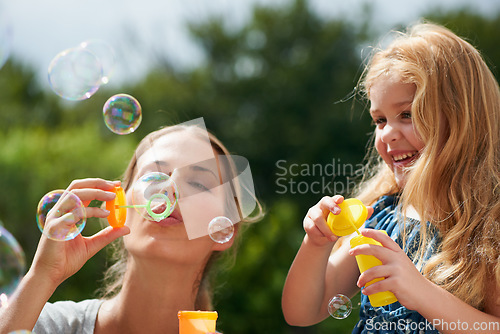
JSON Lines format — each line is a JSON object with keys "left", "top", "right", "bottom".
{"left": 303, "top": 196, "right": 374, "bottom": 247}
{"left": 349, "top": 229, "right": 429, "bottom": 311}
{"left": 303, "top": 195, "right": 344, "bottom": 247}
{"left": 31, "top": 178, "right": 130, "bottom": 288}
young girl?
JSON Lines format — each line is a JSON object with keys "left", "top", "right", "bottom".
{"left": 282, "top": 22, "right": 500, "bottom": 333}
{"left": 0, "top": 121, "right": 263, "bottom": 333}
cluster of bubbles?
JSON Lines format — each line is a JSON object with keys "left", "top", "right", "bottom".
{"left": 35, "top": 172, "right": 234, "bottom": 244}
{"left": 0, "top": 223, "right": 26, "bottom": 309}
{"left": 3, "top": 18, "right": 141, "bottom": 136}
{"left": 328, "top": 294, "right": 353, "bottom": 319}
{"left": 47, "top": 40, "right": 142, "bottom": 135}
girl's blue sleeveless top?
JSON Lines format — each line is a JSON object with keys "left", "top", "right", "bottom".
{"left": 352, "top": 195, "right": 441, "bottom": 334}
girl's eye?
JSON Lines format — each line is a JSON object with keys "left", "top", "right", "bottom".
{"left": 401, "top": 112, "right": 412, "bottom": 119}
{"left": 371, "top": 118, "right": 386, "bottom": 126}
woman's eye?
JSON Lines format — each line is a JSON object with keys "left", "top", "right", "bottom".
{"left": 188, "top": 181, "right": 209, "bottom": 192}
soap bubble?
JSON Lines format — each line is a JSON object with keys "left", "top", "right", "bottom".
{"left": 48, "top": 46, "right": 103, "bottom": 101}
{"left": 132, "top": 172, "right": 179, "bottom": 222}
{"left": 8, "top": 331, "right": 33, "bottom": 334}
{"left": 79, "top": 40, "right": 115, "bottom": 84}
{"left": 0, "top": 224, "right": 26, "bottom": 308}
{"left": 208, "top": 216, "right": 234, "bottom": 244}
{"left": 103, "top": 94, "right": 142, "bottom": 135}
{"left": 327, "top": 294, "right": 352, "bottom": 319}
{"left": 36, "top": 190, "right": 86, "bottom": 241}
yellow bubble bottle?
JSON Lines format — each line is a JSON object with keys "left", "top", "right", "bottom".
{"left": 178, "top": 311, "right": 217, "bottom": 334}
{"left": 327, "top": 198, "right": 398, "bottom": 307}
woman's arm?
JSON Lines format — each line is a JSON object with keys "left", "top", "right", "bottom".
{"left": 0, "top": 267, "right": 59, "bottom": 332}
{"left": 0, "top": 179, "right": 130, "bottom": 332}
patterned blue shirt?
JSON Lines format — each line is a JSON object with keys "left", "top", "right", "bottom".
{"left": 352, "top": 195, "right": 441, "bottom": 334}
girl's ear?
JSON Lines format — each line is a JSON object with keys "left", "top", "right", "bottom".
{"left": 210, "top": 223, "right": 239, "bottom": 251}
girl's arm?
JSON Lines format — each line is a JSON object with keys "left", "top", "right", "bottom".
{"left": 282, "top": 195, "right": 361, "bottom": 326}
{"left": 351, "top": 229, "right": 500, "bottom": 334}
{"left": 0, "top": 179, "right": 130, "bottom": 332}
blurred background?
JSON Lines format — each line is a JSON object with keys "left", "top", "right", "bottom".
{"left": 0, "top": 0, "right": 499, "bottom": 332}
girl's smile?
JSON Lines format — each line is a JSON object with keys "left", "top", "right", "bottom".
{"left": 369, "top": 74, "right": 425, "bottom": 187}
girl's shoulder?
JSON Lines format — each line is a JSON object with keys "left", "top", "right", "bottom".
{"left": 371, "top": 195, "right": 398, "bottom": 214}
{"left": 365, "top": 195, "right": 400, "bottom": 233}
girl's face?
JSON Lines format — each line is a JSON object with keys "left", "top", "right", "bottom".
{"left": 123, "top": 130, "right": 232, "bottom": 263}
{"left": 369, "top": 74, "right": 425, "bottom": 188}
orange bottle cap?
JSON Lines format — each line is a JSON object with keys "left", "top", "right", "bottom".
{"left": 178, "top": 310, "right": 218, "bottom": 320}
{"left": 106, "top": 186, "right": 127, "bottom": 228}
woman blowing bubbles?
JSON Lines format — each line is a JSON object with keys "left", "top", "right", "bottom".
{"left": 282, "top": 22, "right": 500, "bottom": 333}
{"left": 0, "top": 120, "right": 263, "bottom": 333}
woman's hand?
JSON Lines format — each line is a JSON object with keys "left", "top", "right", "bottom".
{"left": 348, "top": 229, "right": 430, "bottom": 311}
{"left": 31, "top": 178, "right": 130, "bottom": 287}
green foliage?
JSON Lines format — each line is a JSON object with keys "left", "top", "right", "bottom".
{"left": 423, "top": 6, "right": 500, "bottom": 81}
{"left": 0, "top": 0, "right": 499, "bottom": 333}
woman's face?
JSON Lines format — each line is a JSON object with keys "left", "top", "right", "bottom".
{"left": 123, "top": 130, "right": 232, "bottom": 263}
{"left": 369, "top": 74, "right": 425, "bottom": 188}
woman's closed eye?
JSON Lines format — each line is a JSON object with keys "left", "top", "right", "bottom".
{"left": 188, "top": 181, "right": 210, "bottom": 192}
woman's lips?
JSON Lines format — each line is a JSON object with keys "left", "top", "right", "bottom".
{"left": 149, "top": 203, "right": 183, "bottom": 227}
{"left": 152, "top": 216, "right": 182, "bottom": 227}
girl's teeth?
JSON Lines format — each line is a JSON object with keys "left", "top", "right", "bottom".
{"left": 394, "top": 152, "right": 416, "bottom": 162}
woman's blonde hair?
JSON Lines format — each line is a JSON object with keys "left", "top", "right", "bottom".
{"left": 356, "top": 22, "right": 500, "bottom": 310}
{"left": 97, "top": 124, "right": 264, "bottom": 310}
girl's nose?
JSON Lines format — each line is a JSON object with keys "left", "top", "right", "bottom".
{"left": 380, "top": 123, "right": 402, "bottom": 143}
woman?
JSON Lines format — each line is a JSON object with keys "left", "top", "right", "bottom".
{"left": 1, "top": 121, "right": 263, "bottom": 333}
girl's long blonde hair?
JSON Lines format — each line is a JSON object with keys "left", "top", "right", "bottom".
{"left": 98, "top": 125, "right": 264, "bottom": 310}
{"left": 356, "top": 22, "right": 500, "bottom": 310}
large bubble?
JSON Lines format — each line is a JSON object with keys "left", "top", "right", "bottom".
{"left": 36, "top": 190, "right": 86, "bottom": 241}
{"left": 48, "top": 46, "right": 103, "bottom": 101}
{"left": 103, "top": 94, "right": 142, "bottom": 135}
{"left": 0, "top": 224, "right": 26, "bottom": 309}
{"left": 328, "top": 294, "right": 352, "bottom": 319}
{"left": 131, "top": 172, "right": 179, "bottom": 222}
